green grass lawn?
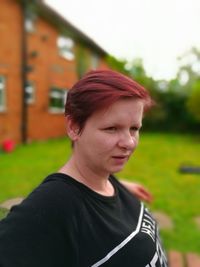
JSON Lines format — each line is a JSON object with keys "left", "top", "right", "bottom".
{"left": 0, "top": 133, "right": 200, "bottom": 253}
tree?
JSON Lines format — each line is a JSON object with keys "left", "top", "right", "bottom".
{"left": 107, "top": 51, "right": 200, "bottom": 132}
{"left": 187, "top": 80, "right": 200, "bottom": 121}
{"left": 177, "top": 47, "right": 200, "bottom": 122}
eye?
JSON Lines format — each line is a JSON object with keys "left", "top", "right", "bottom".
{"left": 104, "top": 127, "right": 117, "bottom": 132}
{"left": 130, "top": 126, "right": 140, "bottom": 132}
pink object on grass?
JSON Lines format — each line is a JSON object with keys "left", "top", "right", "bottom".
{"left": 2, "top": 139, "right": 15, "bottom": 153}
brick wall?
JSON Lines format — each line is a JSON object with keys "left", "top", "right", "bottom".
{"left": 0, "top": 0, "right": 109, "bottom": 144}
{"left": 26, "top": 17, "right": 78, "bottom": 142}
{"left": 0, "top": 0, "right": 23, "bottom": 143}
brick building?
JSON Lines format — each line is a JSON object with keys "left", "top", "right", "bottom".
{"left": 0, "top": 0, "right": 109, "bottom": 144}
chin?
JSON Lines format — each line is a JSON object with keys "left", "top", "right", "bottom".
{"left": 108, "top": 165, "right": 125, "bottom": 174}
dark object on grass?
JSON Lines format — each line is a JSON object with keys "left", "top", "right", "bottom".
{"left": 179, "top": 166, "right": 200, "bottom": 174}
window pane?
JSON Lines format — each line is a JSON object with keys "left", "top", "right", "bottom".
{"left": 25, "top": 81, "right": 35, "bottom": 104}
{"left": 24, "top": 10, "right": 36, "bottom": 33}
{"left": 25, "top": 18, "right": 35, "bottom": 32}
{"left": 49, "top": 88, "right": 67, "bottom": 113}
{"left": 91, "top": 53, "right": 100, "bottom": 69}
{"left": 0, "top": 76, "right": 6, "bottom": 111}
{"left": 57, "top": 36, "right": 75, "bottom": 60}
{"left": 0, "top": 90, "right": 3, "bottom": 106}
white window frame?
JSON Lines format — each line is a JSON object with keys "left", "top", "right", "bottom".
{"left": 57, "top": 36, "right": 75, "bottom": 61}
{"left": 0, "top": 76, "right": 6, "bottom": 112}
{"left": 25, "top": 81, "right": 35, "bottom": 104}
{"left": 49, "top": 87, "right": 67, "bottom": 113}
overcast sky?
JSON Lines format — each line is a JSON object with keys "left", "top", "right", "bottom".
{"left": 45, "top": 0, "right": 200, "bottom": 80}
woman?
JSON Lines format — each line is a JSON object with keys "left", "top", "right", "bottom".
{"left": 0, "top": 70, "right": 167, "bottom": 267}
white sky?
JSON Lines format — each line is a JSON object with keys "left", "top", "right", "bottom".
{"left": 45, "top": 0, "right": 200, "bottom": 80}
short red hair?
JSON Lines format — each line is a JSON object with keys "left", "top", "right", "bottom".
{"left": 65, "top": 69, "right": 153, "bottom": 131}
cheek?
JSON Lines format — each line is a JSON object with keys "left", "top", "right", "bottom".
{"left": 96, "top": 134, "right": 117, "bottom": 151}
{"left": 132, "top": 134, "right": 140, "bottom": 148}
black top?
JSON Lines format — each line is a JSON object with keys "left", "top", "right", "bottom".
{"left": 0, "top": 173, "right": 168, "bottom": 267}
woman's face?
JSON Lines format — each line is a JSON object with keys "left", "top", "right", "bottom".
{"left": 73, "top": 98, "right": 144, "bottom": 177}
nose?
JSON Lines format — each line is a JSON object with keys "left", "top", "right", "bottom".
{"left": 118, "top": 131, "right": 137, "bottom": 151}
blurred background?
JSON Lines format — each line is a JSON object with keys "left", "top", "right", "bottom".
{"left": 0, "top": 0, "right": 200, "bottom": 256}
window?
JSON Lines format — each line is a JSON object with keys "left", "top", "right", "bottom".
{"left": 0, "top": 76, "right": 6, "bottom": 112}
{"left": 57, "top": 36, "right": 75, "bottom": 60}
{"left": 49, "top": 87, "right": 67, "bottom": 113}
{"left": 25, "top": 81, "right": 35, "bottom": 104}
{"left": 25, "top": 17, "right": 35, "bottom": 32}
{"left": 24, "top": 10, "right": 36, "bottom": 33}
{"left": 91, "top": 53, "right": 100, "bottom": 69}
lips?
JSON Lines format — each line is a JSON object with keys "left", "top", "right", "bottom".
{"left": 112, "top": 155, "right": 130, "bottom": 159}
{"left": 112, "top": 155, "right": 129, "bottom": 164}
{"left": 113, "top": 156, "right": 127, "bottom": 159}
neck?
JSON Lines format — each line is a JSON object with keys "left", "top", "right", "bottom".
{"left": 59, "top": 156, "right": 114, "bottom": 197}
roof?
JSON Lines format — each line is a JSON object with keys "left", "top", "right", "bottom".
{"left": 18, "top": 0, "right": 107, "bottom": 56}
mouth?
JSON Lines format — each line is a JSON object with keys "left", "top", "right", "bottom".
{"left": 113, "top": 156, "right": 127, "bottom": 158}
{"left": 112, "top": 155, "right": 129, "bottom": 163}
{"left": 112, "top": 154, "right": 130, "bottom": 159}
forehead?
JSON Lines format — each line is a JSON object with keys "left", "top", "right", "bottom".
{"left": 86, "top": 98, "right": 144, "bottom": 125}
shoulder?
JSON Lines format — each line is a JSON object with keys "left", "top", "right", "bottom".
{"left": 23, "top": 173, "right": 83, "bottom": 214}
{"left": 0, "top": 173, "right": 81, "bottom": 266}
{"left": 110, "top": 174, "right": 141, "bottom": 208}
{"left": 1, "top": 173, "right": 83, "bottom": 227}
{"left": 30, "top": 173, "right": 81, "bottom": 201}
{"left": 109, "top": 174, "right": 132, "bottom": 195}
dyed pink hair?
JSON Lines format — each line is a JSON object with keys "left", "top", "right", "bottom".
{"left": 65, "top": 69, "right": 153, "bottom": 131}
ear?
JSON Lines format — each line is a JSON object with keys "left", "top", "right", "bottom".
{"left": 65, "top": 116, "right": 80, "bottom": 141}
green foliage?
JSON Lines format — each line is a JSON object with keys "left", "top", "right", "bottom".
{"left": 177, "top": 47, "right": 200, "bottom": 92}
{"left": 106, "top": 55, "right": 128, "bottom": 74}
{"left": 177, "top": 47, "right": 200, "bottom": 122}
{"left": 106, "top": 55, "right": 156, "bottom": 90}
{"left": 0, "top": 135, "right": 200, "bottom": 253}
{"left": 106, "top": 51, "right": 200, "bottom": 132}
{"left": 187, "top": 80, "right": 200, "bottom": 121}
{"left": 76, "top": 45, "right": 89, "bottom": 78}
{"left": 143, "top": 89, "right": 199, "bottom": 132}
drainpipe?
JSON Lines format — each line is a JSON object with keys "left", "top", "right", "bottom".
{"left": 21, "top": 0, "right": 28, "bottom": 144}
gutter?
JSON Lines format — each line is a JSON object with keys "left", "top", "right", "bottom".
{"left": 21, "top": 0, "right": 28, "bottom": 144}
